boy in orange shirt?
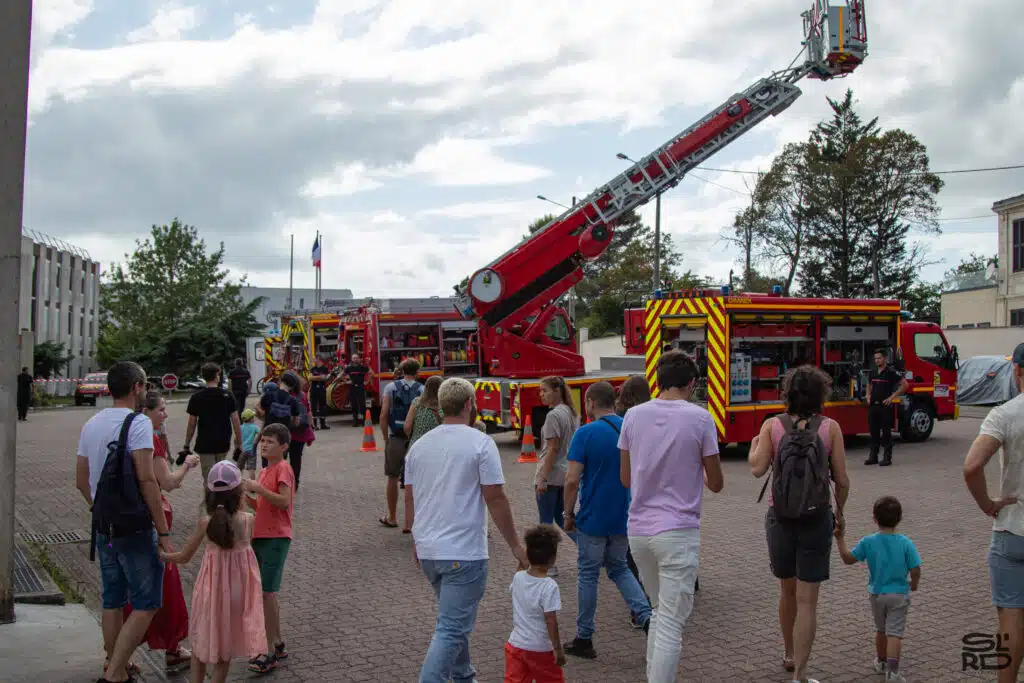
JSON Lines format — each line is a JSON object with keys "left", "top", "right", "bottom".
{"left": 244, "top": 423, "right": 295, "bottom": 675}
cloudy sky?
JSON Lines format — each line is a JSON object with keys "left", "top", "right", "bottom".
{"left": 23, "top": 0, "right": 1024, "bottom": 299}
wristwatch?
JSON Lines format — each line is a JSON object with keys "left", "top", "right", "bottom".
{"left": 158, "top": 532, "right": 171, "bottom": 537}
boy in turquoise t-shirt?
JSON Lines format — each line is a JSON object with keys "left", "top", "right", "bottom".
{"left": 238, "top": 408, "right": 261, "bottom": 479}
{"left": 837, "top": 495, "right": 922, "bottom": 683}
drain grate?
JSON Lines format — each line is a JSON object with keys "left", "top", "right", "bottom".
{"left": 13, "top": 546, "right": 44, "bottom": 595}
{"left": 19, "top": 529, "right": 88, "bottom": 545}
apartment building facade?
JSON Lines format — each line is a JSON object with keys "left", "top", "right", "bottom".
{"left": 19, "top": 229, "right": 101, "bottom": 380}
{"left": 940, "top": 193, "right": 1024, "bottom": 357}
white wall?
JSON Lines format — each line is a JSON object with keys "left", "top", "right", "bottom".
{"left": 944, "top": 327, "right": 1023, "bottom": 359}
{"left": 581, "top": 335, "right": 627, "bottom": 372}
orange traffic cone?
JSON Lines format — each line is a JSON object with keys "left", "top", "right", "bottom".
{"left": 360, "top": 409, "right": 378, "bottom": 452}
{"left": 516, "top": 416, "right": 539, "bottom": 463}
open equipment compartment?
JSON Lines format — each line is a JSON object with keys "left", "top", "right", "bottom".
{"left": 820, "top": 314, "right": 898, "bottom": 401}
{"left": 729, "top": 315, "right": 814, "bottom": 405}
{"left": 377, "top": 321, "right": 441, "bottom": 373}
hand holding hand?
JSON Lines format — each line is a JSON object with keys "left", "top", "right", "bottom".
{"left": 158, "top": 536, "right": 174, "bottom": 555}
{"left": 512, "top": 544, "right": 530, "bottom": 571}
{"left": 184, "top": 454, "right": 200, "bottom": 470}
{"left": 563, "top": 515, "right": 576, "bottom": 534}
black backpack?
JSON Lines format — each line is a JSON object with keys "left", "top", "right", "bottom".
{"left": 265, "top": 389, "right": 296, "bottom": 427}
{"left": 90, "top": 413, "right": 153, "bottom": 561}
{"left": 758, "top": 414, "right": 832, "bottom": 520}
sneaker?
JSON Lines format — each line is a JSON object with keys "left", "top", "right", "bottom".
{"left": 886, "top": 672, "right": 906, "bottom": 682}
{"left": 565, "top": 638, "right": 597, "bottom": 659}
{"left": 547, "top": 564, "right": 559, "bottom": 578}
{"left": 874, "top": 659, "right": 887, "bottom": 674}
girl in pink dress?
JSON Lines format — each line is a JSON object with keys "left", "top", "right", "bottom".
{"left": 161, "top": 460, "right": 265, "bottom": 683}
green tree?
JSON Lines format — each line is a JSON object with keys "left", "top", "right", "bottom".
{"left": 901, "top": 281, "right": 941, "bottom": 322}
{"left": 33, "top": 341, "right": 73, "bottom": 379}
{"left": 798, "top": 90, "right": 942, "bottom": 299}
{"left": 97, "top": 218, "right": 264, "bottom": 376}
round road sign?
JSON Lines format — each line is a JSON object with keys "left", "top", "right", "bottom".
{"left": 161, "top": 374, "right": 178, "bottom": 391}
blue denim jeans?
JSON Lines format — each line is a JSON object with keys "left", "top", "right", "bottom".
{"left": 95, "top": 529, "right": 164, "bottom": 611}
{"left": 576, "top": 532, "right": 651, "bottom": 639}
{"left": 418, "top": 559, "right": 488, "bottom": 683}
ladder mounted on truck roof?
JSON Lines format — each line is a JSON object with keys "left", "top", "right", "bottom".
{"left": 454, "top": 0, "right": 868, "bottom": 333}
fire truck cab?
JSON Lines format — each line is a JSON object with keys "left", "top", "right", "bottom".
{"left": 635, "top": 288, "right": 957, "bottom": 445}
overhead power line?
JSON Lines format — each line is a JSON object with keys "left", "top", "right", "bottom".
{"left": 695, "top": 163, "right": 1024, "bottom": 176}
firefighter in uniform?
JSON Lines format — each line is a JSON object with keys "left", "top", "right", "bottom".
{"left": 309, "top": 355, "right": 332, "bottom": 430}
{"left": 866, "top": 348, "right": 909, "bottom": 467}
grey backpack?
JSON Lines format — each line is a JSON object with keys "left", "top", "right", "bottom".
{"left": 759, "top": 414, "right": 832, "bottom": 520}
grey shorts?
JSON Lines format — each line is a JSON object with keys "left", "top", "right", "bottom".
{"left": 989, "top": 530, "right": 1024, "bottom": 608}
{"left": 870, "top": 593, "right": 910, "bottom": 637}
{"left": 384, "top": 434, "right": 409, "bottom": 479}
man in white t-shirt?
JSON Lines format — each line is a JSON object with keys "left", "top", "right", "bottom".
{"left": 965, "top": 342, "right": 1024, "bottom": 683}
{"left": 74, "top": 361, "right": 171, "bottom": 683}
{"left": 405, "top": 376, "right": 529, "bottom": 683}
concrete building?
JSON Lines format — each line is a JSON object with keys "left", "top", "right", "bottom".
{"left": 940, "top": 193, "right": 1024, "bottom": 358}
{"left": 241, "top": 286, "right": 354, "bottom": 332}
{"left": 19, "top": 229, "right": 102, "bottom": 380}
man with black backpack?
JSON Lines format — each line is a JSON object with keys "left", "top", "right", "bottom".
{"left": 75, "top": 361, "right": 171, "bottom": 683}
{"left": 379, "top": 358, "right": 423, "bottom": 528}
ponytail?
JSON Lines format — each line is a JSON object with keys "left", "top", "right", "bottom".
{"left": 541, "top": 376, "right": 576, "bottom": 417}
{"left": 205, "top": 488, "right": 242, "bottom": 549}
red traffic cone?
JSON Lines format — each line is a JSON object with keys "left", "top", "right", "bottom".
{"left": 360, "top": 409, "right": 378, "bottom": 452}
{"left": 517, "top": 416, "right": 539, "bottom": 463}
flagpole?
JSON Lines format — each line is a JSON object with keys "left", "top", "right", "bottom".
{"left": 288, "top": 233, "right": 294, "bottom": 310}
{"left": 316, "top": 230, "right": 321, "bottom": 308}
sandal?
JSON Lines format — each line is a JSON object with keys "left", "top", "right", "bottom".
{"left": 103, "top": 658, "right": 142, "bottom": 677}
{"left": 248, "top": 653, "right": 278, "bottom": 674}
{"left": 274, "top": 641, "right": 289, "bottom": 660}
{"left": 378, "top": 516, "right": 398, "bottom": 528}
{"left": 166, "top": 647, "right": 192, "bottom": 670}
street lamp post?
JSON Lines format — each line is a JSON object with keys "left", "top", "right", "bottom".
{"left": 617, "top": 152, "right": 661, "bottom": 291}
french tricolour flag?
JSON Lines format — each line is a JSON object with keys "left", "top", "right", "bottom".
{"left": 312, "top": 236, "right": 321, "bottom": 268}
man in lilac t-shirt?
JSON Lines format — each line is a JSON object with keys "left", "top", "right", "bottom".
{"left": 618, "top": 351, "right": 724, "bottom": 683}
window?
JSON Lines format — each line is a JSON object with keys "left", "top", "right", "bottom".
{"left": 914, "top": 332, "right": 948, "bottom": 367}
{"left": 1012, "top": 309, "right": 1024, "bottom": 327}
{"left": 544, "top": 314, "right": 572, "bottom": 344}
{"left": 1015, "top": 219, "right": 1024, "bottom": 273}
{"left": 68, "top": 309, "right": 73, "bottom": 332}
{"left": 299, "top": 297, "right": 304, "bottom": 309}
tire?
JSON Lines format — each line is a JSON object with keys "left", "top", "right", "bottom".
{"left": 256, "top": 378, "right": 266, "bottom": 394}
{"left": 900, "top": 402, "right": 934, "bottom": 443}
{"left": 74, "top": 397, "right": 82, "bottom": 407}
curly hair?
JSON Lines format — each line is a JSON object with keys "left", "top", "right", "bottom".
{"left": 524, "top": 524, "right": 561, "bottom": 566}
{"left": 780, "top": 365, "right": 832, "bottom": 417}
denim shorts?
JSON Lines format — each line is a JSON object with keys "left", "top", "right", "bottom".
{"left": 95, "top": 529, "right": 164, "bottom": 611}
{"left": 989, "top": 530, "right": 1024, "bottom": 608}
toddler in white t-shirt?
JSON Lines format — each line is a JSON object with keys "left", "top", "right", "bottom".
{"left": 505, "top": 525, "right": 566, "bottom": 682}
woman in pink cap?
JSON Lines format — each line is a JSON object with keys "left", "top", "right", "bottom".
{"left": 161, "top": 459, "right": 266, "bottom": 683}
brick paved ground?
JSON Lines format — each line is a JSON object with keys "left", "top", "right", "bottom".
{"left": 14, "top": 402, "right": 1005, "bottom": 682}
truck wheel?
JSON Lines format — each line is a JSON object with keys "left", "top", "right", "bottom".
{"left": 256, "top": 378, "right": 266, "bottom": 394}
{"left": 901, "top": 402, "right": 934, "bottom": 443}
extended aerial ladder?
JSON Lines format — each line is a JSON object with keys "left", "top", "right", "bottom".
{"left": 455, "top": 0, "right": 868, "bottom": 379}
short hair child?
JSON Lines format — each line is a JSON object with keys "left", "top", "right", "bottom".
{"left": 505, "top": 525, "right": 566, "bottom": 681}
{"left": 836, "top": 496, "right": 922, "bottom": 681}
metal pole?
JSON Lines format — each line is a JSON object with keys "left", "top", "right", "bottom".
{"left": 0, "top": 0, "right": 32, "bottom": 625}
{"left": 653, "top": 192, "right": 661, "bottom": 290}
{"left": 288, "top": 234, "right": 294, "bottom": 310}
{"left": 316, "top": 231, "right": 321, "bottom": 309}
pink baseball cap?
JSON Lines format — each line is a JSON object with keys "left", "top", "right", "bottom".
{"left": 207, "top": 460, "right": 242, "bottom": 492}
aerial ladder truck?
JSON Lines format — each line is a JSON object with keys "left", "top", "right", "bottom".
{"left": 452, "top": 1, "right": 869, "bottom": 435}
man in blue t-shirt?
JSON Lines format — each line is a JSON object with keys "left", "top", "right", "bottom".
{"left": 562, "top": 381, "right": 652, "bottom": 659}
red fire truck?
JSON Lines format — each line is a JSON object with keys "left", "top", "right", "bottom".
{"left": 622, "top": 290, "right": 959, "bottom": 445}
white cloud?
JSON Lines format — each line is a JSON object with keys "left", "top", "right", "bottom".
{"left": 22, "top": 0, "right": 1024, "bottom": 299}
{"left": 125, "top": 3, "right": 199, "bottom": 44}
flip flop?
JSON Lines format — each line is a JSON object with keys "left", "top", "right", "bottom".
{"left": 378, "top": 516, "right": 398, "bottom": 528}
{"left": 402, "top": 529, "right": 411, "bottom": 534}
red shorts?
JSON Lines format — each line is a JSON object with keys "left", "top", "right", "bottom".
{"left": 504, "top": 642, "right": 565, "bottom": 683}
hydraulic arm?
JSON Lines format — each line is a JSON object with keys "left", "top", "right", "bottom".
{"left": 455, "top": 0, "right": 867, "bottom": 375}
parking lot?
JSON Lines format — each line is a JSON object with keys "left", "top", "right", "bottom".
{"left": 13, "top": 401, "right": 1006, "bottom": 681}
